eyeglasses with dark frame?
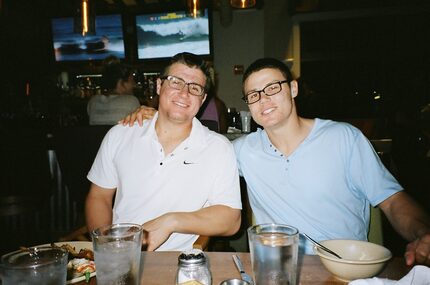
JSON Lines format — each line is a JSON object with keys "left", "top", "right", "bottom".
{"left": 242, "top": 80, "right": 289, "bottom": 104}
{"left": 160, "top": 75, "right": 206, "bottom": 97}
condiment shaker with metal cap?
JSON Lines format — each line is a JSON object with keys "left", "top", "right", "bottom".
{"left": 176, "top": 249, "right": 212, "bottom": 285}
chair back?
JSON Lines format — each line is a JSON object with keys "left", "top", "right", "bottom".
{"left": 368, "top": 206, "right": 384, "bottom": 245}
{"left": 371, "top": 139, "right": 395, "bottom": 172}
{"left": 52, "top": 125, "right": 112, "bottom": 209}
{"left": 0, "top": 128, "right": 51, "bottom": 198}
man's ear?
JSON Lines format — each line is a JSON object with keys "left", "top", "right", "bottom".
{"left": 156, "top": 78, "right": 162, "bottom": 95}
{"left": 290, "top": 80, "right": 298, "bottom": 98}
{"left": 200, "top": 94, "right": 207, "bottom": 106}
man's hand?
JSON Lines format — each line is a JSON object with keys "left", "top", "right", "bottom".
{"left": 404, "top": 233, "right": 430, "bottom": 266}
{"left": 118, "top": 105, "right": 157, "bottom": 127}
{"left": 141, "top": 206, "right": 240, "bottom": 251}
{"left": 142, "top": 213, "right": 176, "bottom": 251}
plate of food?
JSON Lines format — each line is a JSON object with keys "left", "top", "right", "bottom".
{"left": 39, "top": 241, "right": 96, "bottom": 284}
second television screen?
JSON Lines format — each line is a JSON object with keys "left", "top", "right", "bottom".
{"left": 136, "top": 9, "right": 211, "bottom": 60}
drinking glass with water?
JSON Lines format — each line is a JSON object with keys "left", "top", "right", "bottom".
{"left": 247, "top": 224, "right": 299, "bottom": 285}
{"left": 91, "top": 223, "right": 143, "bottom": 285}
{"left": 0, "top": 246, "right": 68, "bottom": 285}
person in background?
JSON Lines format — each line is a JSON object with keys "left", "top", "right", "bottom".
{"left": 120, "top": 58, "right": 430, "bottom": 266}
{"left": 87, "top": 56, "right": 140, "bottom": 125}
{"left": 85, "top": 52, "right": 241, "bottom": 251}
{"left": 197, "top": 66, "right": 229, "bottom": 133}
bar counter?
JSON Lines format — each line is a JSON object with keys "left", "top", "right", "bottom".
{"left": 76, "top": 251, "right": 410, "bottom": 285}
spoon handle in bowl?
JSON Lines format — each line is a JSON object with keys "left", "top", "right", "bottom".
{"left": 302, "top": 233, "right": 342, "bottom": 259}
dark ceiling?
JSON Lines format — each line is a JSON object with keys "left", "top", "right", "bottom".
{"left": 2, "top": 0, "right": 426, "bottom": 19}
{"left": 43, "top": 0, "right": 262, "bottom": 17}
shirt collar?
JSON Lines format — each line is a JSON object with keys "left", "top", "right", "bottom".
{"left": 187, "top": 117, "right": 207, "bottom": 149}
{"left": 261, "top": 129, "right": 281, "bottom": 156}
{"left": 139, "top": 112, "right": 207, "bottom": 150}
{"left": 260, "top": 119, "right": 319, "bottom": 157}
{"left": 138, "top": 111, "right": 158, "bottom": 140}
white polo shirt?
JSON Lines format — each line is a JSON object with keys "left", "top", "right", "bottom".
{"left": 88, "top": 112, "right": 242, "bottom": 251}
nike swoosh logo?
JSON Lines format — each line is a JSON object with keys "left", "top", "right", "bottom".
{"left": 183, "top": 161, "right": 195, "bottom": 165}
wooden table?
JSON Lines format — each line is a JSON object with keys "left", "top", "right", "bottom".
{"left": 76, "top": 252, "right": 410, "bottom": 285}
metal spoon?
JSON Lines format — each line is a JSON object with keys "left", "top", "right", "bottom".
{"left": 301, "top": 233, "right": 342, "bottom": 259}
{"left": 232, "top": 255, "right": 254, "bottom": 285}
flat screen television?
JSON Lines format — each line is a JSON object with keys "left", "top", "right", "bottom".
{"left": 51, "top": 14, "right": 125, "bottom": 62}
{"left": 135, "top": 9, "right": 212, "bottom": 60}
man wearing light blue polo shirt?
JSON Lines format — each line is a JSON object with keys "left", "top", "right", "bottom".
{"left": 235, "top": 57, "right": 430, "bottom": 266}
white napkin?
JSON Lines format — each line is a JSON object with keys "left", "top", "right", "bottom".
{"left": 348, "top": 265, "right": 430, "bottom": 285}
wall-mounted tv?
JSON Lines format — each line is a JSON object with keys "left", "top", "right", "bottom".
{"left": 51, "top": 14, "right": 125, "bottom": 62}
{"left": 136, "top": 9, "right": 211, "bottom": 60}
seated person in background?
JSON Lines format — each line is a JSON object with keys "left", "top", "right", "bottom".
{"left": 197, "top": 66, "right": 229, "bottom": 133}
{"left": 85, "top": 52, "right": 242, "bottom": 251}
{"left": 121, "top": 58, "right": 430, "bottom": 266}
{"left": 198, "top": 94, "right": 229, "bottom": 133}
{"left": 87, "top": 56, "right": 140, "bottom": 125}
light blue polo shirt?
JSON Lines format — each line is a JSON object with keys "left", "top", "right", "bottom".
{"left": 233, "top": 118, "right": 403, "bottom": 254}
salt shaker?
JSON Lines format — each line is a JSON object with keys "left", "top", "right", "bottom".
{"left": 176, "top": 249, "right": 212, "bottom": 285}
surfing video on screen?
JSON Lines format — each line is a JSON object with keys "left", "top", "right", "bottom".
{"left": 136, "top": 9, "right": 211, "bottom": 60}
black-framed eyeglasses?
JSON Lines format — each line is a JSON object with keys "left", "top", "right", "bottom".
{"left": 242, "top": 80, "right": 289, "bottom": 104}
{"left": 160, "top": 75, "right": 205, "bottom": 96}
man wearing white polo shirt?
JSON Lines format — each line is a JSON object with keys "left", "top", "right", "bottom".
{"left": 85, "top": 52, "right": 242, "bottom": 251}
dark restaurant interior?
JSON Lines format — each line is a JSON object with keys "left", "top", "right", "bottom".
{"left": 0, "top": 0, "right": 429, "bottom": 257}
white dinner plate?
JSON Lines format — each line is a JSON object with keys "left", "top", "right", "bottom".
{"left": 37, "top": 241, "right": 96, "bottom": 284}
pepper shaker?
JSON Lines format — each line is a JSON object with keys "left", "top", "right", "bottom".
{"left": 176, "top": 249, "right": 212, "bottom": 285}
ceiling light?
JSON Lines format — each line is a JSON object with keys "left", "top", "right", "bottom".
{"left": 187, "top": 0, "right": 201, "bottom": 18}
{"left": 230, "top": 0, "right": 256, "bottom": 9}
{"left": 74, "top": 0, "right": 95, "bottom": 36}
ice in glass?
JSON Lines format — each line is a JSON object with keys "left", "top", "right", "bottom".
{"left": 91, "top": 223, "right": 143, "bottom": 285}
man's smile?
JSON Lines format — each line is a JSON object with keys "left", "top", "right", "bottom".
{"left": 172, "top": 100, "right": 189, "bottom": 108}
{"left": 262, "top": 107, "right": 276, "bottom": 115}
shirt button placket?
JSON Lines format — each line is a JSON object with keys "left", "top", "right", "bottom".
{"left": 285, "top": 157, "right": 290, "bottom": 171}
{"left": 159, "top": 148, "right": 164, "bottom": 166}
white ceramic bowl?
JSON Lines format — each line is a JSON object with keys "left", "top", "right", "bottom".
{"left": 314, "top": 239, "right": 392, "bottom": 282}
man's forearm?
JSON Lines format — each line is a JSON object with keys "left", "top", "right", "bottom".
{"left": 381, "top": 192, "right": 430, "bottom": 241}
{"left": 406, "top": 214, "right": 430, "bottom": 241}
{"left": 169, "top": 205, "right": 241, "bottom": 237}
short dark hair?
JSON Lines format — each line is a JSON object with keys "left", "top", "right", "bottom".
{"left": 161, "top": 52, "right": 211, "bottom": 92}
{"left": 242, "top": 58, "right": 294, "bottom": 90}
{"left": 101, "top": 57, "right": 134, "bottom": 92}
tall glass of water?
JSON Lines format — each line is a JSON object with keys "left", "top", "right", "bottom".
{"left": 92, "top": 223, "right": 143, "bottom": 285}
{"left": 248, "top": 224, "right": 299, "bottom": 285}
{"left": 0, "top": 246, "right": 68, "bottom": 285}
